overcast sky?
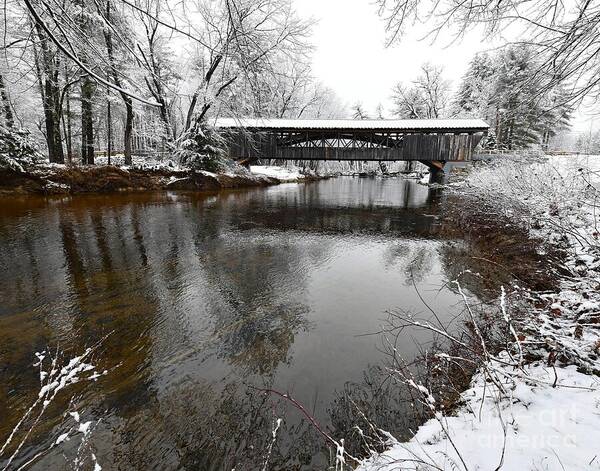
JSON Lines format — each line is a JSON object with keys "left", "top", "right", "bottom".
{"left": 293, "top": 0, "right": 595, "bottom": 132}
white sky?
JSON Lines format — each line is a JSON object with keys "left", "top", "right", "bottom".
{"left": 293, "top": 0, "right": 595, "bottom": 132}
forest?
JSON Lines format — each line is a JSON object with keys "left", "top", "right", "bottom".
{"left": 0, "top": 0, "right": 594, "bottom": 172}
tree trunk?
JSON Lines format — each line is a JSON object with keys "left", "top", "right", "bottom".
{"left": 43, "top": 72, "right": 65, "bottom": 164}
{"left": 107, "top": 88, "right": 112, "bottom": 165}
{"left": 0, "top": 73, "right": 15, "bottom": 128}
{"left": 81, "top": 74, "right": 95, "bottom": 164}
{"left": 32, "top": 23, "right": 65, "bottom": 163}
{"left": 185, "top": 92, "right": 199, "bottom": 133}
{"left": 124, "top": 101, "right": 133, "bottom": 165}
{"left": 66, "top": 87, "right": 73, "bottom": 164}
{"left": 104, "top": 0, "right": 133, "bottom": 165}
{"left": 61, "top": 64, "right": 73, "bottom": 164}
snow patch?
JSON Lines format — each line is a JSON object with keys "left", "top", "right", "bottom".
{"left": 250, "top": 165, "right": 305, "bottom": 182}
{"left": 359, "top": 364, "right": 600, "bottom": 470}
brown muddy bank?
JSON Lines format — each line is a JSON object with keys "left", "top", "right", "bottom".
{"left": 0, "top": 164, "right": 325, "bottom": 196}
{"left": 438, "top": 191, "right": 563, "bottom": 293}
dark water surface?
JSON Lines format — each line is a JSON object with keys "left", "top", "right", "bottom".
{"left": 0, "top": 178, "right": 506, "bottom": 470}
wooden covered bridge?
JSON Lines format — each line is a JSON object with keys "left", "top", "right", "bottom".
{"left": 214, "top": 118, "right": 489, "bottom": 177}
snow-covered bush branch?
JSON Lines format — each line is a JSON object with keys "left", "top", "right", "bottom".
{"left": 1, "top": 340, "right": 111, "bottom": 470}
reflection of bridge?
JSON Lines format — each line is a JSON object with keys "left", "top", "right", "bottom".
{"left": 214, "top": 118, "right": 489, "bottom": 177}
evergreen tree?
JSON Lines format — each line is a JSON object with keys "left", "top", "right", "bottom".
{"left": 454, "top": 53, "right": 495, "bottom": 120}
{"left": 455, "top": 46, "right": 572, "bottom": 150}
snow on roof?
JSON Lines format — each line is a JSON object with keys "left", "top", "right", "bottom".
{"left": 212, "top": 118, "right": 489, "bottom": 131}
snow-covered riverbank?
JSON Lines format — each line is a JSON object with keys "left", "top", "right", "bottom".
{"left": 0, "top": 155, "right": 326, "bottom": 195}
{"left": 249, "top": 165, "right": 316, "bottom": 182}
{"left": 359, "top": 155, "right": 600, "bottom": 471}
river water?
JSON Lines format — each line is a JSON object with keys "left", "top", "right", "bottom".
{"left": 0, "top": 178, "right": 515, "bottom": 470}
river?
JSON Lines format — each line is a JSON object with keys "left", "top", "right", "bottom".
{"left": 0, "top": 177, "right": 519, "bottom": 470}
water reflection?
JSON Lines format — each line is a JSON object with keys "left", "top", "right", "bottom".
{"left": 0, "top": 178, "right": 509, "bottom": 469}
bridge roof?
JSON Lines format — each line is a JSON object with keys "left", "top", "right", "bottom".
{"left": 213, "top": 118, "right": 489, "bottom": 133}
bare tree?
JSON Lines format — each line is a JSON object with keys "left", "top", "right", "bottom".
{"left": 135, "top": 0, "right": 179, "bottom": 142}
{"left": 99, "top": 0, "right": 135, "bottom": 164}
{"left": 184, "top": 0, "right": 311, "bottom": 131}
{"left": 392, "top": 63, "right": 450, "bottom": 119}
{"left": 30, "top": 14, "right": 65, "bottom": 163}
{"left": 377, "top": 0, "right": 600, "bottom": 106}
{"left": 352, "top": 102, "right": 369, "bottom": 119}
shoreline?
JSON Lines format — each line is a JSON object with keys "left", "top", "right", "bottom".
{"left": 0, "top": 164, "right": 328, "bottom": 196}
{"left": 358, "top": 155, "right": 600, "bottom": 470}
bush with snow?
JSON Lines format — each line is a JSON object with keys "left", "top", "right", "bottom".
{"left": 175, "top": 123, "right": 231, "bottom": 173}
{"left": 0, "top": 125, "right": 44, "bottom": 172}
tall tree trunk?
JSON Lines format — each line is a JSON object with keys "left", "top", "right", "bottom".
{"left": 32, "top": 23, "right": 65, "bottom": 163}
{"left": 0, "top": 73, "right": 15, "bottom": 128}
{"left": 104, "top": 0, "right": 133, "bottom": 165}
{"left": 77, "top": 0, "right": 94, "bottom": 165}
{"left": 107, "top": 86, "right": 112, "bottom": 165}
{"left": 66, "top": 86, "right": 73, "bottom": 164}
{"left": 61, "top": 64, "right": 73, "bottom": 164}
{"left": 124, "top": 101, "right": 133, "bottom": 165}
{"left": 81, "top": 74, "right": 95, "bottom": 164}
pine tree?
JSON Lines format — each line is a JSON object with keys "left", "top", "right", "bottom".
{"left": 454, "top": 53, "right": 495, "bottom": 119}
{"left": 455, "top": 46, "right": 572, "bottom": 150}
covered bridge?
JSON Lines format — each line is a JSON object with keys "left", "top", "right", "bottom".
{"left": 213, "top": 118, "right": 489, "bottom": 174}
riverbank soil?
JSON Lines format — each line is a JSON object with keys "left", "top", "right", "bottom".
{"left": 0, "top": 163, "right": 323, "bottom": 196}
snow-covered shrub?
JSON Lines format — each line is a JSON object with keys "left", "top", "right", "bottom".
{"left": 0, "top": 125, "right": 44, "bottom": 172}
{"left": 462, "top": 154, "right": 599, "bottom": 256}
{"left": 175, "top": 123, "right": 231, "bottom": 172}
{"left": 1, "top": 344, "right": 109, "bottom": 469}
{"left": 359, "top": 156, "right": 600, "bottom": 470}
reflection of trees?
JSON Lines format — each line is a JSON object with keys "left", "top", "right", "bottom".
{"left": 0, "top": 195, "right": 164, "bottom": 466}
{"left": 383, "top": 242, "right": 437, "bottom": 284}
{"left": 327, "top": 363, "right": 426, "bottom": 459}
{"left": 186, "top": 205, "right": 318, "bottom": 376}
{"left": 438, "top": 241, "right": 504, "bottom": 301}
{"left": 108, "top": 378, "right": 325, "bottom": 471}
{"left": 216, "top": 302, "right": 311, "bottom": 375}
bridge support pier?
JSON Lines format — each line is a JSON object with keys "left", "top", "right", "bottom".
{"left": 419, "top": 160, "right": 448, "bottom": 184}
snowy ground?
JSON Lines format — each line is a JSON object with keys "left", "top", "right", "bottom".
{"left": 359, "top": 363, "right": 600, "bottom": 470}
{"left": 359, "top": 155, "right": 600, "bottom": 471}
{"left": 249, "top": 165, "right": 307, "bottom": 182}
{"left": 40, "top": 156, "right": 310, "bottom": 183}
{"left": 92, "top": 154, "right": 183, "bottom": 171}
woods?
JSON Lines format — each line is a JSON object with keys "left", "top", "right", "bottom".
{"left": 1, "top": 0, "right": 345, "bottom": 168}
{"left": 1, "top": 0, "right": 596, "bottom": 168}
{"left": 379, "top": 0, "right": 600, "bottom": 150}
{"left": 391, "top": 49, "right": 573, "bottom": 150}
